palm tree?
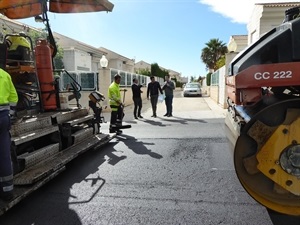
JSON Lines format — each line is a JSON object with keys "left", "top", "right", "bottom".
{"left": 201, "top": 38, "right": 228, "bottom": 72}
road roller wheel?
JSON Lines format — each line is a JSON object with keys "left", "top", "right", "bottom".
{"left": 267, "top": 208, "right": 300, "bottom": 225}
{"left": 234, "top": 99, "right": 300, "bottom": 218}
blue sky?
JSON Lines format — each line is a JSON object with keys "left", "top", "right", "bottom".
{"left": 17, "top": 0, "right": 299, "bottom": 79}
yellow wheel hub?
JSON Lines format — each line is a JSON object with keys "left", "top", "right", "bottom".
{"left": 257, "top": 116, "right": 300, "bottom": 196}
{"left": 234, "top": 103, "right": 300, "bottom": 216}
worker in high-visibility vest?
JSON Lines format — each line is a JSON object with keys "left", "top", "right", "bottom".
{"left": 108, "top": 74, "right": 124, "bottom": 134}
{"left": 6, "top": 34, "right": 31, "bottom": 61}
{"left": 0, "top": 68, "right": 18, "bottom": 201}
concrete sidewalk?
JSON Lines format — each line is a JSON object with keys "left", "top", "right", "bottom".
{"left": 202, "top": 95, "right": 227, "bottom": 118}
{"left": 101, "top": 93, "right": 227, "bottom": 121}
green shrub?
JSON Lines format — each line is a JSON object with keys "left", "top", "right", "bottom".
{"left": 206, "top": 72, "right": 212, "bottom": 86}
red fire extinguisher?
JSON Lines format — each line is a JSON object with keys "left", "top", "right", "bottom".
{"left": 35, "top": 39, "right": 57, "bottom": 111}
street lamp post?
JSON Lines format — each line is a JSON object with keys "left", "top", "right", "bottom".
{"left": 98, "top": 55, "right": 110, "bottom": 98}
{"left": 100, "top": 55, "right": 108, "bottom": 68}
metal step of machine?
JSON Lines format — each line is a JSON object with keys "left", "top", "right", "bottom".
{"left": 0, "top": 108, "right": 115, "bottom": 215}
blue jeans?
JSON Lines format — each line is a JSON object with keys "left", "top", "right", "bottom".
{"left": 165, "top": 95, "right": 173, "bottom": 115}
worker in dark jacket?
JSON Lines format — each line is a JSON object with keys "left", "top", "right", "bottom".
{"left": 162, "top": 75, "right": 175, "bottom": 117}
{"left": 147, "top": 76, "right": 163, "bottom": 118}
{"left": 131, "top": 78, "right": 143, "bottom": 119}
{"left": 0, "top": 68, "right": 18, "bottom": 201}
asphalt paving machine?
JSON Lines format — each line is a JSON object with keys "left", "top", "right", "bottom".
{"left": 225, "top": 6, "right": 300, "bottom": 225}
{"left": 0, "top": 0, "right": 114, "bottom": 215}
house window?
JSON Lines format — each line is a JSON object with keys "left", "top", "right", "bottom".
{"left": 60, "top": 71, "right": 97, "bottom": 91}
{"left": 127, "top": 72, "right": 132, "bottom": 86}
{"left": 109, "top": 68, "right": 151, "bottom": 87}
{"left": 211, "top": 70, "right": 219, "bottom": 86}
{"left": 140, "top": 75, "right": 145, "bottom": 86}
{"left": 110, "top": 69, "right": 119, "bottom": 83}
{"left": 61, "top": 72, "right": 78, "bottom": 90}
{"left": 80, "top": 72, "right": 96, "bottom": 90}
{"left": 110, "top": 69, "right": 126, "bottom": 86}
{"left": 119, "top": 71, "right": 126, "bottom": 86}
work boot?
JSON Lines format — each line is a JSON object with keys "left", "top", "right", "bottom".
{"left": 110, "top": 124, "right": 117, "bottom": 133}
{"left": 109, "top": 128, "right": 115, "bottom": 133}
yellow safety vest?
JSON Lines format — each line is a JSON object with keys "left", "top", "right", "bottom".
{"left": 6, "top": 36, "right": 30, "bottom": 51}
{"left": 108, "top": 81, "right": 121, "bottom": 111}
{"left": 0, "top": 69, "right": 18, "bottom": 110}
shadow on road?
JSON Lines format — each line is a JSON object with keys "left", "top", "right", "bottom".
{"left": 160, "top": 116, "right": 208, "bottom": 125}
{"left": 117, "top": 133, "right": 163, "bottom": 159}
{"left": 140, "top": 118, "right": 168, "bottom": 127}
{"left": 105, "top": 143, "right": 128, "bottom": 165}
{"left": 0, "top": 141, "right": 126, "bottom": 225}
{"left": 123, "top": 117, "right": 207, "bottom": 127}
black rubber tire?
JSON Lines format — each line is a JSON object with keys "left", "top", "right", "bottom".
{"left": 267, "top": 208, "right": 300, "bottom": 225}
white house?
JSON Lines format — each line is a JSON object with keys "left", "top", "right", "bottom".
{"left": 135, "top": 60, "right": 151, "bottom": 73}
{"left": 99, "top": 47, "right": 135, "bottom": 73}
{"left": 227, "top": 35, "right": 248, "bottom": 53}
{"left": 247, "top": 2, "right": 299, "bottom": 44}
{"left": 54, "top": 32, "right": 107, "bottom": 73}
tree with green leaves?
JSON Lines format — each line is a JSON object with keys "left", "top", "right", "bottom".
{"left": 151, "top": 63, "right": 160, "bottom": 77}
{"left": 201, "top": 38, "right": 227, "bottom": 72}
{"left": 135, "top": 68, "right": 151, "bottom": 76}
{"left": 53, "top": 45, "right": 64, "bottom": 69}
{"left": 216, "top": 55, "right": 226, "bottom": 70}
{"left": 151, "top": 63, "right": 169, "bottom": 79}
{"left": 28, "top": 29, "right": 48, "bottom": 47}
{"left": 28, "top": 29, "right": 64, "bottom": 69}
{"left": 206, "top": 72, "right": 212, "bottom": 86}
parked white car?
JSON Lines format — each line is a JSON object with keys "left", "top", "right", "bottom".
{"left": 183, "top": 83, "right": 202, "bottom": 97}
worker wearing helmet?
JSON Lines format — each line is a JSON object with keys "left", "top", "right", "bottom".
{"left": 108, "top": 74, "right": 123, "bottom": 134}
{"left": 6, "top": 34, "right": 31, "bottom": 61}
{"left": 0, "top": 68, "right": 18, "bottom": 201}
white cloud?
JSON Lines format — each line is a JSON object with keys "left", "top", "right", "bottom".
{"left": 199, "top": 0, "right": 300, "bottom": 24}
